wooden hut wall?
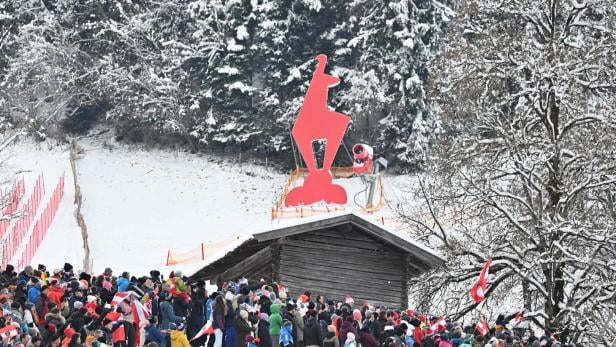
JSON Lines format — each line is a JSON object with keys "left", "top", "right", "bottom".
{"left": 278, "top": 225, "right": 407, "bottom": 308}
{"left": 217, "top": 245, "right": 274, "bottom": 285}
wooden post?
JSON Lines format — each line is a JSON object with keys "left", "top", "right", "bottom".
{"left": 166, "top": 250, "right": 171, "bottom": 266}
{"left": 201, "top": 243, "right": 205, "bottom": 260}
{"left": 401, "top": 254, "right": 411, "bottom": 309}
{"left": 271, "top": 239, "right": 284, "bottom": 283}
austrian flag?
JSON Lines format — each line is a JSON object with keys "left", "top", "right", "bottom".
{"left": 476, "top": 319, "right": 490, "bottom": 336}
{"left": 470, "top": 258, "right": 491, "bottom": 303}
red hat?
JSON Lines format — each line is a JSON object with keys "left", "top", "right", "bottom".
{"left": 64, "top": 328, "right": 76, "bottom": 339}
{"left": 46, "top": 324, "right": 57, "bottom": 334}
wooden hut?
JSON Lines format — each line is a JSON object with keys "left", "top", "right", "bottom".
{"left": 189, "top": 212, "right": 444, "bottom": 308}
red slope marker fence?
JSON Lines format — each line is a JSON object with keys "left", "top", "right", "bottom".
{"left": 0, "top": 178, "right": 26, "bottom": 237}
{"left": 17, "top": 175, "right": 65, "bottom": 270}
{"left": 1, "top": 175, "right": 45, "bottom": 268}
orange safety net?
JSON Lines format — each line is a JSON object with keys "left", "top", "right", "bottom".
{"left": 166, "top": 236, "right": 246, "bottom": 266}
{"left": 272, "top": 167, "right": 385, "bottom": 220}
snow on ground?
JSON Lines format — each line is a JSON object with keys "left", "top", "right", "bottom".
{"left": 3, "top": 140, "right": 84, "bottom": 270}
{"left": 2, "top": 136, "right": 417, "bottom": 275}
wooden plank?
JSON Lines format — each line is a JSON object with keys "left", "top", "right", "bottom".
{"left": 308, "top": 228, "right": 377, "bottom": 242}
{"left": 280, "top": 277, "right": 400, "bottom": 304}
{"left": 279, "top": 265, "right": 401, "bottom": 296}
{"left": 279, "top": 274, "right": 401, "bottom": 305}
{"left": 281, "top": 244, "right": 402, "bottom": 268}
{"left": 401, "top": 254, "right": 410, "bottom": 309}
{"left": 279, "top": 263, "right": 402, "bottom": 294}
{"left": 350, "top": 215, "right": 445, "bottom": 267}
{"left": 271, "top": 238, "right": 282, "bottom": 283}
{"left": 280, "top": 251, "right": 402, "bottom": 279}
{"left": 253, "top": 214, "right": 353, "bottom": 242}
{"left": 279, "top": 256, "right": 401, "bottom": 281}
{"left": 191, "top": 240, "right": 270, "bottom": 280}
{"left": 283, "top": 239, "right": 402, "bottom": 260}
{"left": 219, "top": 246, "right": 272, "bottom": 281}
{"left": 291, "top": 234, "right": 393, "bottom": 252}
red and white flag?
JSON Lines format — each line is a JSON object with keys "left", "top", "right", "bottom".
{"left": 131, "top": 300, "right": 151, "bottom": 323}
{"left": 0, "top": 325, "right": 18, "bottom": 340}
{"left": 111, "top": 292, "right": 131, "bottom": 306}
{"left": 191, "top": 320, "right": 214, "bottom": 341}
{"left": 345, "top": 295, "right": 354, "bottom": 305}
{"left": 476, "top": 319, "right": 490, "bottom": 336}
{"left": 112, "top": 291, "right": 140, "bottom": 306}
{"left": 470, "top": 259, "right": 491, "bottom": 303}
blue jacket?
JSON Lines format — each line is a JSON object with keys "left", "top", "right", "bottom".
{"left": 280, "top": 324, "right": 293, "bottom": 346}
{"left": 27, "top": 286, "right": 41, "bottom": 304}
{"left": 145, "top": 324, "right": 165, "bottom": 343}
{"left": 160, "top": 300, "right": 182, "bottom": 330}
{"left": 205, "top": 298, "right": 214, "bottom": 321}
{"left": 117, "top": 277, "right": 130, "bottom": 292}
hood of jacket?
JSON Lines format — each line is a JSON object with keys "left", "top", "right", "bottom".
{"left": 270, "top": 304, "right": 281, "bottom": 314}
{"left": 170, "top": 330, "right": 185, "bottom": 343}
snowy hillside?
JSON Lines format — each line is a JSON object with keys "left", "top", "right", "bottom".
{"left": 3, "top": 137, "right": 413, "bottom": 275}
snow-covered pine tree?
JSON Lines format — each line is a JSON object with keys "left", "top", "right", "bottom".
{"left": 60, "top": 0, "right": 188, "bottom": 140}
{"left": 337, "top": 0, "right": 455, "bottom": 171}
{"left": 185, "top": 0, "right": 259, "bottom": 150}
{"left": 403, "top": 1, "right": 616, "bottom": 344}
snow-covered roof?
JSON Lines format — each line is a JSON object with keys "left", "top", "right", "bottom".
{"left": 186, "top": 211, "right": 444, "bottom": 277}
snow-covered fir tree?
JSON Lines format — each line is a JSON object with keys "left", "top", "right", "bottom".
{"left": 401, "top": 0, "right": 616, "bottom": 344}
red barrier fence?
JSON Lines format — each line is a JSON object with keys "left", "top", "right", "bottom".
{"left": 1, "top": 175, "right": 45, "bottom": 269}
{"left": 0, "top": 178, "right": 26, "bottom": 237}
{"left": 17, "top": 175, "right": 65, "bottom": 270}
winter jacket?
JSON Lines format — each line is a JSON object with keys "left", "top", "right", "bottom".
{"left": 256, "top": 319, "right": 271, "bottom": 347}
{"left": 303, "top": 316, "right": 322, "bottom": 347}
{"left": 212, "top": 304, "right": 226, "bottom": 331}
{"left": 48, "top": 286, "right": 65, "bottom": 308}
{"left": 279, "top": 323, "right": 294, "bottom": 347}
{"left": 294, "top": 310, "right": 305, "bottom": 343}
{"left": 258, "top": 296, "right": 272, "bottom": 316}
{"left": 234, "top": 316, "right": 252, "bottom": 347}
{"left": 117, "top": 277, "right": 130, "bottom": 292}
{"left": 34, "top": 295, "right": 49, "bottom": 324}
{"left": 145, "top": 324, "right": 165, "bottom": 344}
{"left": 362, "top": 320, "right": 380, "bottom": 342}
{"left": 188, "top": 288, "right": 205, "bottom": 327}
{"left": 338, "top": 320, "right": 357, "bottom": 346}
{"left": 359, "top": 332, "right": 379, "bottom": 347}
{"left": 205, "top": 298, "right": 214, "bottom": 322}
{"left": 173, "top": 296, "right": 190, "bottom": 318}
{"left": 160, "top": 301, "right": 183, "bottom": 330}
{"left": 170, "top": 330, "right": 190, "bottom": 347}
{"left": 269, "top": 304, "right": 283, "bottom": 336}
{"left": 168, "top": 277, "right": 187, "bottom": 297}
{"left": 323, "top": 332, "right": 339, "bottom": 347}
{"left": 17, "top": 271, "right": 31, "bottom": 284}
{"left": 27, "top": 286, "right": 41, "bottom": 304}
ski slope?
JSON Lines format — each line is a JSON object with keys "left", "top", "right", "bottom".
{"left": 3, "top": 136, "right": 413, "bottom": 275}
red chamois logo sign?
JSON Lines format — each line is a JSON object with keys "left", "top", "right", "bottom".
{"left": 285, "top": 54, "right": 351, "bottom": 207}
